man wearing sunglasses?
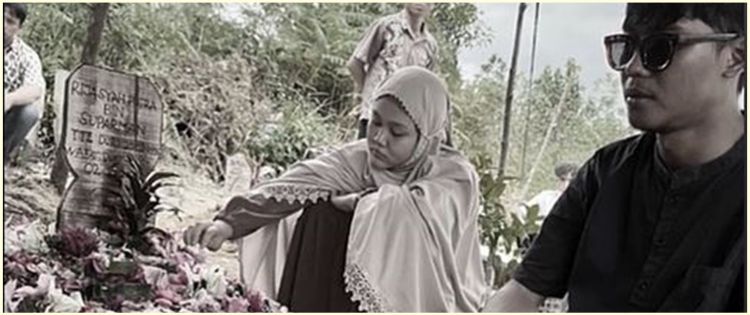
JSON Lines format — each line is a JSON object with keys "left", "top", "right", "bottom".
{"left": 483, "top": 3, "right": 745, "bottom": 312}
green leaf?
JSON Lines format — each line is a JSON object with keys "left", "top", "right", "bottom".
{"left": 143, "top": 172, "right": 179, "bottom": 188}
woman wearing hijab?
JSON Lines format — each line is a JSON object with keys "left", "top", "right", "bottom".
{"left": 184, "top": 66, "right": 489, "bottom": 312}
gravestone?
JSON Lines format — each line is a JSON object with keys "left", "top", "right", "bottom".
{"left": 224, "top": 153, "right": 255, "bottom": 195}
{"left": 53, "top": 70, "right": 71, "bottom": 142}
{"left": 56, "top": 65, "right": 163, "bottom": 230}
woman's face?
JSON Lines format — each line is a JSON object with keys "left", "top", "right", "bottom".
{"left": 367, "top": 96, "right": 419, "bottom": 170}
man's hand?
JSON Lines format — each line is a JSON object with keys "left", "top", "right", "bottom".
{"left": 5, "top": 85, "right": 43, "bottom": 110}
{"left": 183, "top": 220, "right": 233, "bottom": 251}
{"left": 482, "top": 279, "right": 544, "bottom": 312}
{"left": 4, "top": 91, "right": 14, "bottom": 111}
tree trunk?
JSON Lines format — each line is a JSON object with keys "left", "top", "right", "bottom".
{"left": 520, "top": 3, "right": 541, "bottom": 181}
{"left": 520, "top": 78, "right": 572, "bottom": 200}
{"left": 81, "top": 4, "right": 110, "bottom": 64}
{"left": 51, "top": 3, "right": 110, "bottom": 194}
{"left": 498, "top": 3, "right": 527, "bottom": 179}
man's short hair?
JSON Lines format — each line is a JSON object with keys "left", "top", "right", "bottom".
{"left": 4, "top": 3, "right": 29, "bottom": 26}
{"left": 623, "top": 3, "right": 746, "bottom": 36}
{"left": 554, "top": 162, "right": 578, "bottom": 180}
{"left": 625, "top": 4, "right": 746, "bottom": 93}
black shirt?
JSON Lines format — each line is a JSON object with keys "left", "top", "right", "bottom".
{"left": 513, "top": 132, "right": 746, "bottom": 312}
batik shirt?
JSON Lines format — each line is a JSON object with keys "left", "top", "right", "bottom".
{"left": 352, "top": 10, "right": 438, "bottom": 120}
{"left": 4, "top": 37, "right": 44, "bottom": 93}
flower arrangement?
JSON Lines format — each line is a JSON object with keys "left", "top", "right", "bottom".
{"left": 3, "top": 219, "right": 286, "bottom": 313}
{"left": 4, "top": 156, "right": 286, "bottom": 313}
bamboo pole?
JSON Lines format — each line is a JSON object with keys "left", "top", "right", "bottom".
{"left": 498, "top": 3, "right": 527, "bottom": 179}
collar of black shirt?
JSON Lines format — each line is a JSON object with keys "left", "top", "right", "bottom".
{"left": 652, "top": 131, "right": 746, "bottom": 187}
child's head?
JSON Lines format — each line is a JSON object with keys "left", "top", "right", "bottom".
{"left": 405, "top": 3, "right": 433, "bottom": 19}
{"left": 4, "top": 3, "right": 28, "bottom": 45}
{"left": 554, "top": 162, "right": 578, "bottom": 189}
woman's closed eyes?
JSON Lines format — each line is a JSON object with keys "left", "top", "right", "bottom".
{"left": 371, "top": 115, "right": 412, "bottom": 138}
{"left": 367, "top": 96, "right": 420, "bottom": 170}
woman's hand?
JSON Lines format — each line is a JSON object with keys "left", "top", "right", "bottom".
{"left": 183, "top": 220, "right": 233, "bottom": 251}
{"left": 331, "top": 188, "right": 378, "bottom": 212}
{"left": 331, "top": 193, "right": 360, "bottom": 212}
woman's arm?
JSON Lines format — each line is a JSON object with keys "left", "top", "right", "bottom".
{"left": 215, "top": 192, "right": 311, "bottom": 240}
{"left": 184, "top": 192, "right": 308, "bottom": 251}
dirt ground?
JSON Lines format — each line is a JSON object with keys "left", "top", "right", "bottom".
{"left": 155, "top": 163, "right": 241, "bottom": 279}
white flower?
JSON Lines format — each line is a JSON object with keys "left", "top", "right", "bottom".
{"left": 201, "top": 265, "right": 227, "bottom": 298}
{"left": 45, "top": 289, "right": 84, "bottom": 313}
{"left": 4, "top": 219, "right": 49, "bottom": 255}
{"left": 4, "top": 280, "right": 20, "bottom": 312}
{"left": 142, "top": 265, "right": 170, "bottom": 291}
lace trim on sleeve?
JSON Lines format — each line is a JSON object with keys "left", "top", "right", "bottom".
{"left": 257, "top": 184, "right": 331, "bottom": 205}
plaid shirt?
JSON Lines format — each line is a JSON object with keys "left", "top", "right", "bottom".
{"left": 4, "top": 37, "right": 44, "bottom": 93}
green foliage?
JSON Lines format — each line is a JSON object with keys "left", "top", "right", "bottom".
{"left": 430, "top": 3, "right": 489, "bottom": 88}
{"left": 246, "top": 97, "right": 347, "bottom": 170}
{"left": 474, "top": 152, "right": 539, "bottom": 288}
{"left": 512, "top": 61, "right": 631, "bottom": 196}
{"left": 24, "top": 4, "right": 89, "bottom": 151}
{"left": 453, "top": 54, "right": 506, "bottom": 166}
{"left": 103, "top": 155, "right": 180, "bottom": 254}
{"left": 152, "top": 52, "right": 271, "bottom": 181}
{"left": 252, "top": 3, "right": 381, "bottom": 116}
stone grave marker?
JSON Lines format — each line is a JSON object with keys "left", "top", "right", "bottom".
{"left": 56, "top": 65, "right": 163, "bottom": 229}
{"left": 224, "top": 153, "right": 255, "bottom": 195}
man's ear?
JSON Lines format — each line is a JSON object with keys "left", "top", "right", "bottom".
{"left": 723, "top": 37, "right": 746, "bottom": 78}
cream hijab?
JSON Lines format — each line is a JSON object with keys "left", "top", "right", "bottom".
{"left": 251, "top": 66, "right": 454, "bottom": 194}
{"left": 242, "top": 66, "right": 489, "bottom": 311}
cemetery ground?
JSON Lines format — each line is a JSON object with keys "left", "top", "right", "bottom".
{"left": 5, "top": 154, "right": 241, "bottom": 278}
{"left": 3, "top": 154, "right": 251, "bottom": 312}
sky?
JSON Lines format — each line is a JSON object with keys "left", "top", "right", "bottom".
{"left": 458, "top": 3, "right": 627, "bottom": 89}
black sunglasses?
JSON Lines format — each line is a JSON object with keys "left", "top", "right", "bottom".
{"left": 604, "top": 32, "right": 740, "bottom": 72}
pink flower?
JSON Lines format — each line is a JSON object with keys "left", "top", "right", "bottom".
{"left": 168, "top": 272, "right": 188, "bottom": 286}
{"left": 120, "top": 300, "right": 146, "bottom": 312}
{"left": 47, "top": 227, "right": 99, "bottom": 258}
{"left": 225, "top": 296, "right": 250, "bottom": 312}
{"left": 154, "top": 289, "right": 182, "bottom": 304}
{"left": 81, "top": 301, "right": 106, "bottom": 312}
{"left": 154, "top": 297, "right": 174, "bottom": 308}
{"left": 83, "top": 253, "right": 108, "bottom": 276}
{"left": 169, "top": 252, "right": 195, "bottom": 267}
{"left": 246, "top": 290, "right": 265, "bottom": 312}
